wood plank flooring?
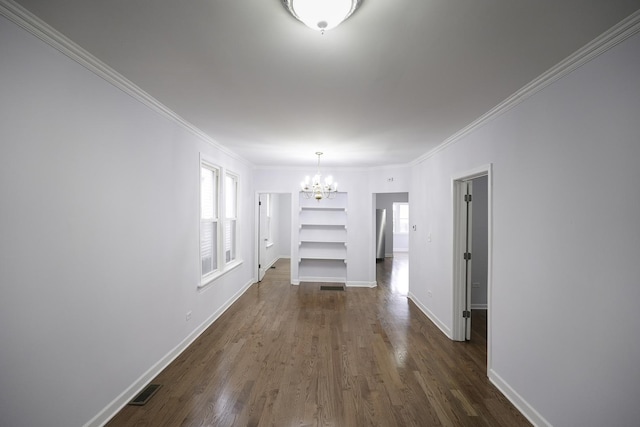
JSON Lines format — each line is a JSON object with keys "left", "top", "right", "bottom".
{"left": 107, "top": 256, "right": 530, "bottom": 426}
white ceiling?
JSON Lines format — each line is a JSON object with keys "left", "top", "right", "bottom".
{"left": 11, "top": 0, "right": 640, "bottom": 168}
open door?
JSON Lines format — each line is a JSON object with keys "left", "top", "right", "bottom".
{"left": 453, "top": 167, "right": 490, "bottom": 343}
{"left": 462, "top": 180, "right": 473, "bottom": 340}
{"left": 258, "top": 193, "right": 268, "bottom": 281}
{"left": 453, "top": 180, "right": 474, "bottom": 340}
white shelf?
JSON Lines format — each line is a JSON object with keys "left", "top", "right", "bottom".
{"left": 300, "top": 206, "right": 346, "bottom": 211}
{"left": 297, "top": 192, "right": 348, "bottom": 283}
{"left": 299, "top": 259, "right": 347, "bottom": 282}
{"left": 299, "top": 242, "right": 346, "bottom": 260}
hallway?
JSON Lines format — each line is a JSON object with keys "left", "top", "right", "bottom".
{"left": 108, "top": 257, "right": 529, "bottom": 426}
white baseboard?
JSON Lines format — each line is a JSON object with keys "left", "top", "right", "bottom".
{"left": 407, "top": 292, "right": 452, "bottom": 338}
{"left": 84, "top": 278, "right": 255, "bottom": 427}
{"left": 263, "top": 257, "right": 278, "bottom": 270}
{"left": 346, "top": 281, "right": 377, "bottom": 288}
{"left": 489, "top": 369, "right": 551, "bottom": 427}
{"left": 298, "top": 276, "right": 346, "bottom": 283}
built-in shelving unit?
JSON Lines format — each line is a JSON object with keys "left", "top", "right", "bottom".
{"left": 298, "top": 192, "right": 347, "bottom": 283}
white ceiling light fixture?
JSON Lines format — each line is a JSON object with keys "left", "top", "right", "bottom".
{"left": 282, "top": 0, "right": 364, "bottom": 34}
{"left": 301, "top": 152, "right": 338, "bottom": 201}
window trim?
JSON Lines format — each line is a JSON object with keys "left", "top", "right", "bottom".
{"left": 198, "top": 154, "right": 243, "bottom": 289}
{"left": 200, "top": 159, "right": 220, "bottom": 283}
{"left": 224, "top": 171, "right": 239, "bottom": 265}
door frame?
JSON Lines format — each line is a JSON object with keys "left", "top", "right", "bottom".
{"left": 452, "top": 164, "right": 492, "bottom": 368}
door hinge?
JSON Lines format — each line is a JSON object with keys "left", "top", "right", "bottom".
{"left": 464, "top": 194, "right": 472, "bottom": 202}
{"left": 463, "top": 252, "right": 471, "bottom": 260}
{"left": 463, "top": 310, "right": 471, "bottom": 318}
{"left": 259, "top": 201, "right": 262, "bottom": 206}
{"left": 258, "top": 264, "right": 261, "bottom": 268}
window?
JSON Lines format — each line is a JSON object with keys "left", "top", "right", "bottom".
{"left": 224, "top": 172, "right": 238, "bottom": 264}
{"left": 393, "top": 202, "right": 409, "bottom": 233}
{"left": 266, "top": 194, "right": 272, "bottom": 243}
{"left": 200, "top": 163, "right": 219, "bottom": 278}
{"left": 199, "top": 156, "right": 242, "bottom": 287}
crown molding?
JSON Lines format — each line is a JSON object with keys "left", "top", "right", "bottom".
{"left": 0, "top": 0, "right": 253, "bottom": 168}
{"left": 411, "top": 8, "right": 640, "bottom": 167}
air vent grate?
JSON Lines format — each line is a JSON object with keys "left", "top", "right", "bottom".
{"left": 320, "top": 285, "right": 345, "bottom": 291}
{"left": 128, "top": 384, "right": 161, "bottom": 406}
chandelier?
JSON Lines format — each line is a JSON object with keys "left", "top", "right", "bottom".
{"left": 300, "top": 152, "right": 338, "bottom": 201}
{"left": 282, "top": 0, "right": 364, "bottom": 34}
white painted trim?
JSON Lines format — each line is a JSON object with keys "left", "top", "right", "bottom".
{"left": 346, "top": 281, "right": 376, "bottom": 288}
{"left": 0, "top": 0, "right": 251, "bottom": 167}
{"left": 198, "top": 259, "right": 244, "bottom": 290}
{"left": 263, "top": 256, "right": 278, "bottom": 270}
{"left": 470, "top": 304, "right": 488, "bottom": 310}
{"left": 407, "top": 292, "right": 452, "bottom": 339}
{"left": 83, "top": 278, "right": 255, "bottom": 427}
{"left": 489, "top": 370, "right": 552, "bottom": 427}
{"left": 451, "top": 165, "right": 494, "bottom": 375}
{"left": 451, "top": 178, "right": 468, "bottom": 342}
{"left": 298, "top": 276, "right": 346, "bottom": 283}
{"left": 412, "top": 9, "right": 640, "bottom": 167}
{"left": 452, "top": 164, "right": 493, "bottom": 182}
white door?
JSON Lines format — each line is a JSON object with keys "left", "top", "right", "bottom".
{"left": 463, "top": 180, "right": 473, "bottom": 340}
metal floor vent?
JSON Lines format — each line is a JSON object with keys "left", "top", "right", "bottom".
{"left": 320, "top": 285, "right": 345, "bottom": 291}
{"left": 128, "top": 384, "right": 161, "bottom": 406}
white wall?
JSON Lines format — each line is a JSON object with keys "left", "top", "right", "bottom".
{"left": 277, "top": 193, "right": 292, "bottom": 258}
{"left": 254, "top": 166, "right": 410, "bottom": 286}
{"left": 408, "top": 29, "right": 640, "bottom": 427}
{"left": 0, "top": 16, "right": 255, "bottom": 427}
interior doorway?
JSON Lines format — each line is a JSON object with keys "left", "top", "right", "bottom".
{"left": 256, "top": 193, "right": 292, "bottom": 282}
{"left": 452, "top": 165, "right": 491, "bottom": 366}
{"left": 373, "top": 192, "right": 409, "bottom": 285}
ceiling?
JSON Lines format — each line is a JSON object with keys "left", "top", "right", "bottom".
{"left": 11, "top": 0, "right": 640, "bottom": 168}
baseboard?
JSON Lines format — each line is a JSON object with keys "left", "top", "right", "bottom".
{"left": 298, "top": 276, "right": 346, "bottom": 284}
{"left": 263, "top": 257, "right": 278, "bottom": 270}
{"left": 84, "top": 278, "right": 255, "bottom": 427}
{"left": 407, "top": 292, "right": 452, "bottom": 338}
{"left": 471, "top": 303, "right": 488, "bottom": 310}
{"left": 346, "top": 281, "right": 377, "bottom": 288}
{"left": 489, "top": 369, "right": 551, "bottom": 427}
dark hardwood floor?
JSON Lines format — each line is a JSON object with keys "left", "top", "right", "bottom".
{"left": 107, "top": 255, "right": 530, "bottom": 426}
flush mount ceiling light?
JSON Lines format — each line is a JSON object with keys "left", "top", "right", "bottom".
{"left": 282, "top": 0, "right": 364, "bottom": 34}
{"left": 301, "top": 152, "right": 338, "bottom": 201}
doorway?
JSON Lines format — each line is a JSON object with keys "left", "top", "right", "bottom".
{"left": 373, "top": 192, "right": 409, "bottom": 285}
{"left": 452, "top": 165, "right": 491, "bottom": 365}
{"left": 256, "top": 193, "right": 292, "bottom": 282}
